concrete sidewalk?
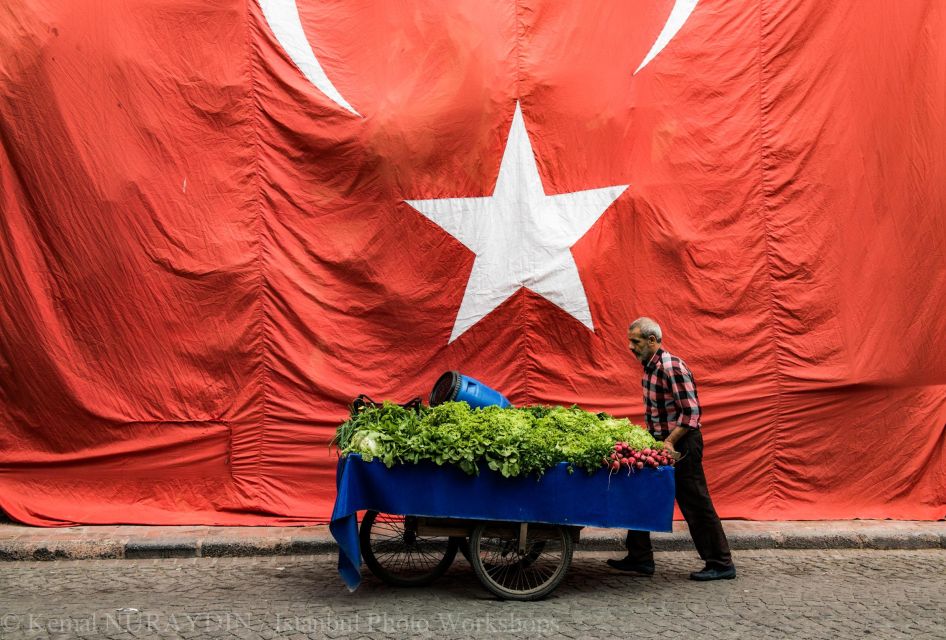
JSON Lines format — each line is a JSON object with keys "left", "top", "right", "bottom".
{"left": 1, "top": 520, "right": 943, "bottom": 561}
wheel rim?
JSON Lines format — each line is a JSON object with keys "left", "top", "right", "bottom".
{"left": 474, "top": 527, "right": 568, "bottom": 597}
{"left": 366, "top": 514, "right": 452, "bottom": 579}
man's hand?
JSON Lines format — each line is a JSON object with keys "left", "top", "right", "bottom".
{"left": 662, "top": 425, "right": 690, "bottom": 460}
{"left": 661, "top": 440, "right": 683, "bottom": 461}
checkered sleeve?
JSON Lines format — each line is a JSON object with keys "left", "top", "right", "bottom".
{"left": 667, "top": 359, "right": 701, "bottom": 430}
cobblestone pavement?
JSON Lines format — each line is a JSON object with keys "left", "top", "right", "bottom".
{"left": 1, "top": 550, "right": 944, "bottom": 639}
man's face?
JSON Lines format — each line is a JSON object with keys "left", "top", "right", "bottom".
{"left": 628, "top": 327, "right": 658, "bottom": 364}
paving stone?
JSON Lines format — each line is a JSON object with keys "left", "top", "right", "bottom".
{"left": 1, "top": 550, "right": 945, "bottom": 639}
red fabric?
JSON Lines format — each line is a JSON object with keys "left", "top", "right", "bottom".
{"left": 1, "top": 1, "right": 945, "bottom": 526}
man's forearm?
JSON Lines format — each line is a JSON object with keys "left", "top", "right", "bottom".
{"left": 664, "top": 425, "right": 690, "bottom": 448}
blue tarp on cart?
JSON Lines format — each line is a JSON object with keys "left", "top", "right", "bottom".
{"left": 330, "top": 454, "right": 675, "bottom": 590}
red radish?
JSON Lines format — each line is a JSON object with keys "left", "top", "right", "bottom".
{"left": 635, "top": 461, "right": 644, "bottom": 469}
{"left": 611, "top": 461, "right": 620, "bottom": 471}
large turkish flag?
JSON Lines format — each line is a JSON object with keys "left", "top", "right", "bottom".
{"left": 1, "top": 1, "right": 945, "bottom": 525}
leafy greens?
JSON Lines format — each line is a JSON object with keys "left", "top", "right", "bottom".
{"left": 334, "top": 401, "right": 662, "bottom": 478}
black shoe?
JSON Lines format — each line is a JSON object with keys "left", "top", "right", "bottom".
{"left": 605, "top": 558, "right": 655, "bottom": 575}
{"left": 689, "top": 564, "right": 736, "bottom": 581}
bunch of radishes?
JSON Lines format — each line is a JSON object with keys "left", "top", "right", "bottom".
{"left": 603, "top": 442, "right": 674, "bottom": 474}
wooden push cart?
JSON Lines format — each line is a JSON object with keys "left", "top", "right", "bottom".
{"left": 330, "top": 454, "right": 675, "bottom": 601}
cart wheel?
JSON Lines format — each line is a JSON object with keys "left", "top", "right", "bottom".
{"left": 359, "top": 511, "right": 459, "bottom": 587}
{"left": 469, "top": 522, "right": 573, "bottom": 601}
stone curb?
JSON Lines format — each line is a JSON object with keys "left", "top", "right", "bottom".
{"left": 575, "top": 528, "right": 946, "bottom": 552}
{"left": 1, "top": 522, "right": 944, "bottom": 561}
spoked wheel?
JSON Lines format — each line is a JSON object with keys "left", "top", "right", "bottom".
{"left": 469, "top": 522, "right": 573, "bottom": 601}
{"left": 359, "top": 511, "right": 459, "bottom": 586}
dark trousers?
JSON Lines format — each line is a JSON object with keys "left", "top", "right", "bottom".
{"left": 625, "top": 429, "right": 733, "bottom": 569}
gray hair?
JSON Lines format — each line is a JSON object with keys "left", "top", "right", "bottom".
{"left": 629, "top": 317, "right": 662, "bottom": 342}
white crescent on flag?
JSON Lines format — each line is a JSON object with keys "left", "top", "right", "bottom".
{"left": 635, "top": 0, "right": 699, "bottom": 74}
{"left": 258, "top": 0, "right": 361, "bottom": 115}
{"left": 259, "top": 0, "right": 700, "bottom": 114}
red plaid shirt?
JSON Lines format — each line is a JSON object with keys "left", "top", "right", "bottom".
{"left": 641, "top": 348, "right": 702, "bottom": 439}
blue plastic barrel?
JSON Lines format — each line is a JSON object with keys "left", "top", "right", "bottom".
{"left": 429, "top": 371, "right": 512, "bottom": 409}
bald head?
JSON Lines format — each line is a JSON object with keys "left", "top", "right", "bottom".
{"left": 628, "top": 317, "right": 662, "bottom": 342}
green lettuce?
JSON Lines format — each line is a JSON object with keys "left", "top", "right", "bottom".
{"left": 334, "top": 401, "right": 660, "bottom": 478}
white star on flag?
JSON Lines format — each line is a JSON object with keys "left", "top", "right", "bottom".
{"left": 406, "top": 102, "right": 628, "bottom": 343}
